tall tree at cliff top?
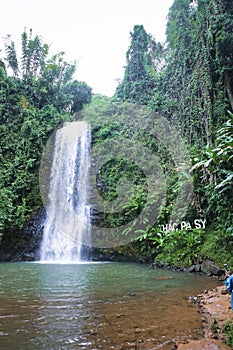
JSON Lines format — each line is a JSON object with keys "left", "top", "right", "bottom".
{"left": 0, "top": 30, "right": 92, "bottom": 240}
{"left": 114, "top": 1, "right": 233, "bottom": 223}
{"left": 117, "top": 2, "right": 233, "bottom": 146}
{"left": 115, "top": 25, "right": 162, "bottom": 105}
{"left": 152, "top": 0, "right": 233, "bottom": 146}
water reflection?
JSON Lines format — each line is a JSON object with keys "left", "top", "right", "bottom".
{"left": 0, "top": 262, "right": 220, "bottom": 349}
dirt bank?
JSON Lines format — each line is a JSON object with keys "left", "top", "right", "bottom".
{"left": 177, "top": 285, "right": 233, "bottom": 349}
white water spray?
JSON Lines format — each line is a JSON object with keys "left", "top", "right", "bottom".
{"left": 40, "top": 121, "right": 91, "bottom": 262}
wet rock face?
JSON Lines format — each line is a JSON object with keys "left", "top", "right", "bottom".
{"left": 150, "top": 260, "right": 226, "bottom": 279}
{"left": 0, "top": 207, "right": 140, "bottom": 263}
{"left": 90, "top": 247, "right": 139, "bottom": 263}
{"left": 0, "top": 207, "right": 45, "bottom": 262}
{"left": 201, "top": 260, "right": 225, "bottom": 277}
{"left": 186, "top": 264, "right": 201, "bottom": 273}
{"left": 23, "top": 207, "right": 46, "bottom": 261}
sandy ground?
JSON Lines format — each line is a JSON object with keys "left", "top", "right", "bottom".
{"left": 176, "top": 285, "right": 233, "bottom": 350}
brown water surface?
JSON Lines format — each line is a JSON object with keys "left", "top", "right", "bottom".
{"left": 0, "top": 262, "right": 220, "bottom": 349}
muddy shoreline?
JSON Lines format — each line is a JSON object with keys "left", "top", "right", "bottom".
{"left": 175, "top": 285, "right": 232, "bottom": 349}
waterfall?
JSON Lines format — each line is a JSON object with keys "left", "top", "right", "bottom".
{"left": 39, "top": 121, "right": 91, "bottom": 262}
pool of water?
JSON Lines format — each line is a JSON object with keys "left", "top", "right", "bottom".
{"left": 0, "top": 262, "right": 220, "bottom": 349}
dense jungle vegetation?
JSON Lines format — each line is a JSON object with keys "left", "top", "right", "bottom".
{"left": 113, "top": 0, "right": 233, "bottom": 266}
{"left": 0, "top": 29, "right": 92, "bottom": 245}
{"left": 0, "top": 0, "right": 233, "bottom": 267}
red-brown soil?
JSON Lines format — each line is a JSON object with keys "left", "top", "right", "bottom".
{"left": 177, "top": 285, "right": 233, "bottom": 349}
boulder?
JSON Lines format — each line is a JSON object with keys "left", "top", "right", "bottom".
{"left": 22, "top": 252, "right": 35, "bottom": 261}
{"left": 201, "top": 260, "right": 225, "bottom": 276}
{"left": 187, "top": 265, "right": 196, "bottom": 273}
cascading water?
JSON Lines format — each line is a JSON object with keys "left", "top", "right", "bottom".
{"left": 39, "top": 121, "right": 91, "bottom": 262}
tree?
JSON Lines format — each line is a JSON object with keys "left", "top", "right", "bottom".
{"left": 115, "top": 25, "right": 159, "bottom": 105}
{"left": 0, "top": 30, "right": 92, "bottom": 241}
{"left": 113, "top": 0, "right": 233, "bottom": 262}
{"left": 2, "top": 30, "right": 92, "bottom": 113}
{"left": 64, "top": 80, "right": 92, "bottom": 113}
{"left": 151, "top": 0, "right": 232, "bottom": 145}
{"left": 214, "top": 0, "right": 233, "bottom": 110}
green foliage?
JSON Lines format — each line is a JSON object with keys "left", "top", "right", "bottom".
{"left": 1, "top": 0, "right": 232, "bottom": 266}
{"left": 100, "top": 1, "right": 232, "bottom": 264}
{"left": 0, "top": 30, "right": 92, "bottom": 241}
{"left": 80, "top": 96, "right": 189, "bottom": 240}
{"left": 134, "top": 0, "right": 233, "bottom": 263}
{"left": 20, "top": 29, "right": 49, "bottom": 76}
{"left": 68, "top": 81, "right": 92, "bottom": 113}
{"left": 201, "top": 228, "right": 233, "bottom": 268}
{"left": 2, "top": 31, "right": 92, "bottom": 114}
{"left": 192, "top": 112, "right": 233, "bottom": 230}
{"left": 116, "top": 1, "right": 232, "bottom": 148}
{"left": 136, "top": 224, "right": 204, "bottom": 265}
{"left": 222, "top": 320, "right": 233, "bottom": 347}
{"left": 151, "top": 0, "right": 232, "bottom": 145}
{"left": 79, "top": 98, "right": 152, "bottom": 230}
{"left": 188, "top": 114, "right": 233, "bottom": 267}
{"left": 115, "top": 25, "right": 159, "bottom": 105}
{"left": 137, "top": 227, "right": 167, "bottom": 259}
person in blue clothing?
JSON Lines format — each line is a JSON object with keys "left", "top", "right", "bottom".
{"left": 224, "top": 271, "right": 233, "bottom": 310}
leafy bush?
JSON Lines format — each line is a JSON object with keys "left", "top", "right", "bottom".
{"left": 222, "top": 320, "right": 233, "bottom": 347}
{"left": 137, "top": 227, "right": 204, "bottom": 266}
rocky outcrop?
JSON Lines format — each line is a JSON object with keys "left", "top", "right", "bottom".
{"left": 201, "top": 261, "right": 225, "bottom": 277}
{"left": 150, "top": 259, "right": 226, "bottom": 279}
{"left": 91, "top": 248, "right": 141, "bottom": 263}
{"left": 0, "top": 207, "right": 45, "bottom": 262}
{"left": 0, "top": 208, "right": 142, "bottom": 263}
